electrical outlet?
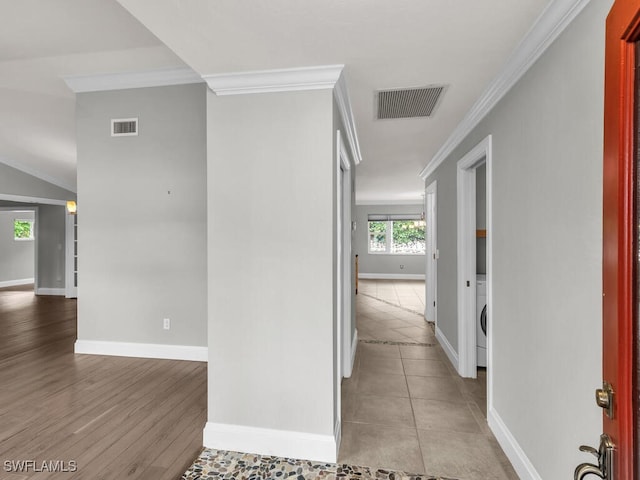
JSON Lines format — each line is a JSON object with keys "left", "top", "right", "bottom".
{"left": 400, "top": 264, "right": 404, "bottom": 269}
{"left": 163, "top": 318, "right": 170, "bottom": 330}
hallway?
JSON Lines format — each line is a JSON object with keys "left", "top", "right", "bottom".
{"left": 339, "top": 280, "right": 517, "bottom": 479}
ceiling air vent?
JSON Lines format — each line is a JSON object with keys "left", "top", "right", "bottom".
{"left": 111, "top": 117, "right": 138, "bottom": 137}
{"left": 376, "top": 85, "right": 446, "bottom": 120}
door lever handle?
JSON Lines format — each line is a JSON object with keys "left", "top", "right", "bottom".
{"left": 579, "top": 445, "right": 598, "bottom": 458}
{"left": 574, "top": 462, "right": 605, "bottom": 480}
{"left": 574, "top": 434, "right": 614, "bottom": 480}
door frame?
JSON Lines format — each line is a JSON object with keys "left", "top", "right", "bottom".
{"left": 456, "top": 135, "right": 492, "bottom": 379}
{"left": 425, "top": 180, "right": 438, "bottom": 324}
{"left": 334, "top": 129, "right": 354, "bottom": 449}
{"left": 602, "top": 1, "right": 640, "bottom": 476}
{"left": 337, "top": 131, "right": 354, "bottom": 378}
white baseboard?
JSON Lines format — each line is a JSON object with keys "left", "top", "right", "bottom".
{"left": 203, "top": 422, "right": 338, "bottom": 463}
{"left": 435, "top": 325, "right": 459, "bottom": 374}
{"left": 36, "top": 287, "right": 65, "bottom": 296}
{"left": 343, "top": 329, "right": 358, "bottom": 378}
{"left": 347, "top": 329, "right": 358, "bottom": 378}
{"left": 488, "top": 407, "right": 541, "bottom": 480}
{"left": 74, "top": 340, "right": 207, "bottom": 362}
{"left": 358, "top": 273, "right": 425, "bottom": 280}
{"left": 0, "top": 278, "right": 34, "bottom": 288}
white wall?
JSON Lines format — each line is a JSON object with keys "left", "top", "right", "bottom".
{"left": 76, "top": 83, "right": 207, "bottom": 349}
{"left": 0, "top": 210, "right": 35, "bottom": 285}
{"left": 205, "top": 88, "right": 338, "bottom": 461}
{"left": 355, "top": 204, "right": 425, "bottom": 277}
{"left": 424, "top": 0, "right": 610, "bottom": 477}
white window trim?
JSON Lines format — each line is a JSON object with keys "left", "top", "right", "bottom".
{"left": 367, "top": 220, "right": 426, "bottom": 255}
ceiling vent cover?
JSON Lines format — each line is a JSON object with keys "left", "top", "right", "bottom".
{"left": 111, "top": 117, "right": 138, "bottom": 137}
{"left": 377, "top": 85, "right": 446, "bottom": 120}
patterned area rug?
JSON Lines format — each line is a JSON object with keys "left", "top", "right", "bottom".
{"left": 182, "top": 449, "right": 457, "bottom": 480}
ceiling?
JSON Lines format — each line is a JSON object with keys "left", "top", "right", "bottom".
{"left": 0, "top": 0, "right": 552, "bottom": 201}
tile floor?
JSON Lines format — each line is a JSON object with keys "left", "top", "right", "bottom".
{"left": 338, "top": 280, "right": 518, "bottom": 480}
{"left": 357, "top": 278, "right": 426, "bottom": 316}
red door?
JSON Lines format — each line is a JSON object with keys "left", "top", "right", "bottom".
{"left": 602, "top": 1, "right": 639, "bottom": 478}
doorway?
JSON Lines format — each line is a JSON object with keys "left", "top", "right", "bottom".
{"left": 456, "top": 135, "right": 492, "bottom": 380}
{"left": 0, "top": 194, "right": 71, "bottom": 297}
{"left": 0, "top": 206, "right": 36, "bottom": 290}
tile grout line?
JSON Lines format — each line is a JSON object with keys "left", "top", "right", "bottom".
{"left": 401, "top": 351, "right": 428, "bottom": 476}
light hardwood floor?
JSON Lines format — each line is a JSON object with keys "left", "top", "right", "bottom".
{"left": 0, "top": 285, "right": 206, "bottom": 480}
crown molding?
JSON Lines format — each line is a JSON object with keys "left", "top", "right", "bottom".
{"left": 0, "top": 155, "right": 76, "bottom": 193}
{"left": 419, "top": 0, "right": 592, "bottom": 180}
{"left": 63, "top": 67, "right": 203, "bottom": 93}
{"left": 334, "top": 73, "right": 362, "bottom": 165}
{"left": 203, "top": 65, "right": 344, "bottom": 96}
{"left": 204, "top": 64, "right": 362, "bottom": 165}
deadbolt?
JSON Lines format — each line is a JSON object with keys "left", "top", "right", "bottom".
{"left": 595, "top": 381, "right": 614, "bottom": 419}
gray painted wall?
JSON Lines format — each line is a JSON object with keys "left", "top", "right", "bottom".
{"left": 0, "top": 210, "right": 35, "bottom": 283}
{"left": 76, "top": 83, "right": 207, "bottom": 346}
{"left": 424, "top": 0, "right": 610, "bottom": 477}
{"left": 355, "top": 204, "right": 425, "bottom": 276}
{"left": 207, "top": 88, "right": 336, "bottom": 439}
{"left": 0, "top": 163, "right": 74, "bottom": 201}
{"left": 37, "top": 205, "right": 66, "bottom": 290}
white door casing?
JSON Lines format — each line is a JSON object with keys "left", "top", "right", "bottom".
{"left": 456, "top": 135, "right": 492, "bottom": 380}
{"left": 425, "top": 181, "right": 437, "bottom": 324}
{"left": 337, "top": 131, "right": 353, "bottom": 378}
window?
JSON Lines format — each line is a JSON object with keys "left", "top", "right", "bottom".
{"left": 14, "top": 219, "right": 34, "bottom": 241}
{"left": 367, "top": 214, "right": 425, "bottom": 255}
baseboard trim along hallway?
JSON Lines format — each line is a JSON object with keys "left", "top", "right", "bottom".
{"left": 434, "top": 325, "right": 459, "bottom": 375}
{"left": 0, "top": 278, "right": 34, "bottom": 288}
{"left": 74, "top": 340, "right": 207, "bottom": 362}
{"left": 488, "top": 407, "right": 542, "bottom": 480}
{"left": 35, "top": 287, "right": 65, "bottom": 296}
{"left": 348, "top": 328, "right": 358, "bottom": 377}
{"left": 358, "top": 273, "right": 426, "bottom": 281}
{"left": 203, "top": 422, "right": 339, "bottom": 463}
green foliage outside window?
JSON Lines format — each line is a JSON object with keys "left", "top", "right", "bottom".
{"left": 14, "top": 220, "right": 34, "bottom": 240}
{"left": 368, "top": 220, "right": 425, "bottom": 254}
{"left": 368, "top": 221, "right": 387, "bottom": 252}
{"left": 392, "top": 220, "right": 425, "bottom": 247}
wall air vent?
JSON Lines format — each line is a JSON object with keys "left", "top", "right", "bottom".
{"left": 376, "top": 85, "right": 447, "bottom": 120}
{"left": 111, "top": 117, "right": 138, "bottom": 137}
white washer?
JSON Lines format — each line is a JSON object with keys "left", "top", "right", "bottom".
{"left": 476, "top": 274, "right": 487, "bottom": 368}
